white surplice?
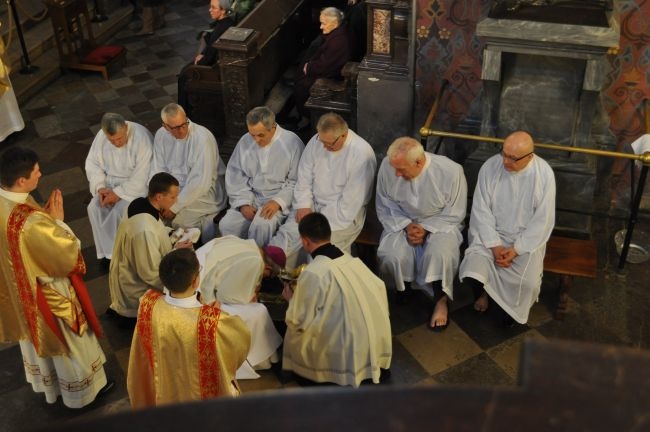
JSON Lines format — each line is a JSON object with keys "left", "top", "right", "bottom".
{"left": 269, "top": 130, "right": 376, "bottom": 268}
{"left": 219, "top": 125, "right": 304, "bottom": 246}
{"left": 0, "top": 76, "right": 24, "bottom": 142}
{"left": 283, "top": 253, "right": 392, "bottom": 387}
{"left": 150, "top": 121, "right": 227, "bottom": 240}
{"left": 459, "top": 154, "right": 556, "bottom": 323}
{"left": 85, "top": 121, "right": 153, "bottom": 259}
{"left": 376, "top": 153, "right": 467, "bottom": 298}
{"left": 109, "top": 212, "right": 172, "bottom": 317}
{"left": 195, "top": 236, "right": 282, "bottom": 379}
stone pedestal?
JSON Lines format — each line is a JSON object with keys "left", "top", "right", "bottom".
{"left": 471, "top": 5, "right": 619, "bottom": 234}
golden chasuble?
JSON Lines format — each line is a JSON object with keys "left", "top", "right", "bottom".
{"left": 0, "top": 196, "right": 100, "bottom": 357}
{"left": 0, "top": 34, "right": 9, "bottom": 95}
{"left": 128, "top": 290, "right": 250, "bottom": 408}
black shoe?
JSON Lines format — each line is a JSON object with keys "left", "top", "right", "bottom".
{"left": 105, "top": 307, "right": 118, "bottom": 317}
{"left": 502, "top": 315, "right": 515, "bottom": 328}
{"left": 97, "top": 379, "right": 115, "bottom": 399}
{"left": 394, "top": 289, "right": 410, "bottom": 305}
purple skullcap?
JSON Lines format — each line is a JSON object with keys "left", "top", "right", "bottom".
{"left": 263, "top": 245, "right": 286, "bottom": 268}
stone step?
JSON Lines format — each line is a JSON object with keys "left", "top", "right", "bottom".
{"left": 5, "top": 0, "right": 133, "bottom": 104}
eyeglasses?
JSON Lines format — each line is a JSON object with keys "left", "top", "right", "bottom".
{"left": 164, "top": 120, "right": 190, "bottom": 131}
{"left": 501, "top": 150, "right": 533, "bottom": 163}
{"left": 319, "top": 134, "right": 342, "bottom": 149}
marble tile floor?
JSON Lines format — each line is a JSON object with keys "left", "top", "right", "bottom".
{"left": 2, "top": 2, "right": 650, "bottom": 431}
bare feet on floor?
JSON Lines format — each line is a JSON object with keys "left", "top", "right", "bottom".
{"left": 429, "top": 296, "right": 448, "bottom": 331}
{"left": 474, "top": 292, "right": 488, "bottom": 313}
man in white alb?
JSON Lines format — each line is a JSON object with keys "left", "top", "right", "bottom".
{"left": 220, "top": 106, "right": 303, "bottom": 246}
{"left": 269, "top": 112, "right": 376, "bottom": 268}
{"left": 85, "top": 113, "right": 152, "bottom": 260}
{"left": 459, "top": 131, "right": 556, "bottom": 325}
{"left": 150, "top": 103, "right": 227, "bottom": 241}
{"left": 376, "top": 137, "right": 467, "bottom": 331}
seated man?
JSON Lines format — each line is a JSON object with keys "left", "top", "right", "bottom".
{"left": 282, "top": 213, "right": 391, "bottom": 387}
{"left": 150, "top": 103, "right": 227, "bottom": 241}
{"left": 195, "top": 235, "right": 286, "bottom": 379}
{"left": 85, "top": 112, "right": 152, "bottom": 261}
{"left": 127, "top": 248, "right": 250, "bottom": 408}
{"left": 269, "top": 112, "right": 376, "bottom": 268}
{"left": 376, "top": 137, "right": 467, "bottom": 331}
{"left": 293, "top": 7, "right": 351, "bottom": 129}
{"left": 459, "top": 131, "right": 556, "bottom": 325}
{"left": 220, "top": 106, "right": 304, "bottom": 246}
{"left": 108, "top": 172, "right": 193, "bottom": 319}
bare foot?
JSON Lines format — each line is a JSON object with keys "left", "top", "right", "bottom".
{"left": 429, "top": 296, "right": 448, "bottom": 330}
{"left": 474, "top": 292, "right": 488, "bottom": 312}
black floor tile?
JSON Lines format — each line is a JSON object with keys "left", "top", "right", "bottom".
{"left": 452, "top": 303, "right": 530, "bottom": 350}
{"left": 432, "top": 352, "right": 515, "bottom": 387}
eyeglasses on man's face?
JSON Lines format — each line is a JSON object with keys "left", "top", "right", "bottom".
{"left": 164, "top": 120, "right": 190, "bottom": 131}
{"left": 319, "top": 134, "right": 342, "bottom": 148}
{"left": 501, "top": 150, "right": 533, "bottom": 163}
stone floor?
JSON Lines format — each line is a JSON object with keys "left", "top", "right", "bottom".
{"left": 1, "top": 2, "right": 650, "bottom": 432}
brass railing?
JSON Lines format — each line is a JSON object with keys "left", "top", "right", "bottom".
{"left": 419, "top": 114, "right": 650, "bottom": 272}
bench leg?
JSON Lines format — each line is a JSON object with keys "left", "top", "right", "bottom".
{"left": 554, "top": 275, "right": 572, "bottom": 320}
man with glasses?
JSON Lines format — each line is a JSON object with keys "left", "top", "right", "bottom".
{"left": 219, "top": 106, "right": 303, "bottom": 246}
{"left": 150, "top": 103, "right": 227, "bottom": 241}
{"left": 269, "top": 112, "right": 376, "bottom": 269}
{"left": 459, "top": 131, "right": 556, "bottom": 325}
{"left": 85, "top": 113, "right": 152, "bottom": 263}
{"left": 376, "top": 137, "right": 467, "bottom": 331}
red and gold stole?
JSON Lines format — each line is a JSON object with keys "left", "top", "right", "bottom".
{"left": 197, "top": 304, "right": 221, "bottom": 398}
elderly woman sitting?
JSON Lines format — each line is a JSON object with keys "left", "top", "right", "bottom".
{"left": 293, "top": 7, "right": 351, "bottom": 129}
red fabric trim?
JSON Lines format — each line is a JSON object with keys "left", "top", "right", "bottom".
{"left": 69, "top": 273, "right": 103, "bottom": 338}
{"left": 36, "top": 282, "right": 67, "bottom": 347}
{"left": 197, "top": 305, "right": 221, "bottom": 399}
{"left": 7, "top": 204, "right": 43, "bottom": 352}
{"left": 137, "top": 290, "right": 162, "bottom": 370}
{"left": 82, "top": 45, "right": 125, "bottom": 65}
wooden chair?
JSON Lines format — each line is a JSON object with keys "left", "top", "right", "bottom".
{"left": 45, "top": 0, "right": 126, "bottom": 80}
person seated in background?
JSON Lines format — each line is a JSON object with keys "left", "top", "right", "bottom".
{"left": 108, "top": 173, "right": 193, "bottom": 320}
{"left": 177, "top": 0, "right": 235, "bottom": 108}
{"left": 220, "top": 106, "right": 304, "bottom": 247}
{"left": 292, "top": 7, "right": 351, "bottom": 129}
{"left": 150, "top": 103, "right": 227, "bottom": 241}
{"left": 282, "top": 213, "right": 392, "bottom": 387}
{"left": 127, "top": 248, "right": 250, "bottom": 408}
{"left": 85, "top": 113, "right": 152, "bottom": 263}
{"left": 230, "top": 0, "right": 256, "bottom": 23}
{"left": 195, "top": 235, "right": 286, "bottom": 379}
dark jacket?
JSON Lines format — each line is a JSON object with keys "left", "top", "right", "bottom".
{"left": 305, "top": 25, "right": 351, "bottom": 80}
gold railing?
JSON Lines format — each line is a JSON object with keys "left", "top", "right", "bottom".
{"left": 419, "top": 98, "right": 650, "bottom": 271}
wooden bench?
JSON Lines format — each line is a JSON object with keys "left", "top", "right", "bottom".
{"left": 543, "top": 236, "right": 597, "bottom": 320}
{"left": 353, "top": 218, "right": 598, "bottom": 320}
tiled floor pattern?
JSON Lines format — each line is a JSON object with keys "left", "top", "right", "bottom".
{"left": 2, "top": 2, "right": 650, "bottom": 431}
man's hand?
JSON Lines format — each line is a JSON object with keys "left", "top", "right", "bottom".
{"left": 281, "top": 281, "right": 294, "bottom": 301}
{"left": 260, "top": 200, "right": 280, "bottom": 219}
{"left": 44, "top": 189, "right": 64, "bottom": 221}
{"left": 405, "top": 222, "right": 427, "bottom": 246}
{"left": 99, "top": 189, "right": 120, "bottom": 207}
{"left": 194, "top": 54, "right": 204, "bottom": 65}
{"left": 491, "top": 245, "right": 517, "bottom": 268}
{"left": 295, "top": 207, "right": 312, "bottom": 223}
{"left": 174, "top": 240, "right": 193, "bottom": 250}
{"left": 239, "top": 205, "right": 257, "bottom": 221}
{"left": 161, "top": 208, "right": 176, "bottom": 221}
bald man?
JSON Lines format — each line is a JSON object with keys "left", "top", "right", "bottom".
{"left": 459, "top": 131, "right": 556, "bottom": 325}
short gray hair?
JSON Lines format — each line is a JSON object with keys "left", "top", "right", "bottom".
{"left": 219, "top": 0, "right": 232, "bottom": 10}
{"left": 101, "top": 113, "right": 127, "bottom": 135}
{"left": 316, "top": 112, "right": 348, "bottom": 136}
{"left": 161, "top": 103, "right": 186, "bottom": 123}
{"left": 387, "top": 137, "right": 425, "bottom": 165}
{"left": 246, "top": 106, "right": 275, "bottom": 130}
{"left": 320, "top": 7, "right": 344, "bottom": 25}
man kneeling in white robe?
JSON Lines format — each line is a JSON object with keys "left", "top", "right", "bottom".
{"left": 195, "top": 235, "right": 285, "bottom": 379}
{"left": 282, "top": 213, "right": 392, "bottom": 387}
{"left": 376, "top": 137, "right": 467, "bottom": 331}
{"left": 459, "top": 131, "right": 556, "bottom": 325}
{"left": 85, "top": 113, "right": 152, "bottom": 260}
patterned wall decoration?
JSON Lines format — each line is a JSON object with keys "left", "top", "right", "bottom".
{"left": 372, "top": 9, "right": 392, "bottom": 55}
{"left": 414, "top": 0, "right": 490, "bottom": 129}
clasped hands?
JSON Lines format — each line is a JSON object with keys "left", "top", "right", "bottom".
{"left": 240, "top": 200, "right": 281, "bottom": 221}
{"left": 97, "top": 187, "right": 121, "bottom": 208}
{"left": 491, "top": 245, "right": 518, "bottom": 268}
{"left": 405, "top": 222, "right": 427, "bottom": 246}
{"left": 44, "top": 189, "right": 65, "bottom": 221}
